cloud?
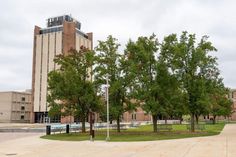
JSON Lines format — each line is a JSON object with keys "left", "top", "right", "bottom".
{"left": 0, "top": 0, "right": 235, "bottom": 91}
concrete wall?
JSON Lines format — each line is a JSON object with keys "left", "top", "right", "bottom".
{"left": 0, "top": 92, "right": 31, "bottom": 123}
{"left": 0, "top": 92, "right": 12, "bottom": 122}
{"left": 75, "top": 33, "right": 92, "bottom": 51}
{"left": 11, "top": 92, "right": 31, "bottom": 123}
{"left": 33, "top": 32, "right": 62, "bottom": 112}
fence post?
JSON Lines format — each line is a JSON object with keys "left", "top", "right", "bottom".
{"left": 66, "top": 124, "right": 70, "bottom": 134}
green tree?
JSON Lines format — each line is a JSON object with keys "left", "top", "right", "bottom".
{"left": 47, "top": 48, "right": 100, "bottom": 133}
{"left": 160, "top": 31, "right": 220, "bottom": 132}
{"left": 47, "top": 96, "right": 62, "bottom": 121}
{"left": 125, "top": 35, "right": 185, "bottom": 132}
{"left": 208, "top": 80, "right": 232, "bottom": 124}
{"left": 95, "top": 35, "right": 135, "bottom": 132}
{"left": 125, "top": 35, "right": 158, "bottom": 132}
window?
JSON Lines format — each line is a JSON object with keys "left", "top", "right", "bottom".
{"left": 233, "top": 92, "right": 236, "bottom": 98}
{"left": 20, "top": 115, "right": 24, "bottom": 120}
{"left": 21, "top": 106, "right": 25, "bottom": 110}
{"left": 21, "top": 97, "right": 25, "bottom": 101}
{"left": 132, "top": 114, "right": 136, "bottom": 120}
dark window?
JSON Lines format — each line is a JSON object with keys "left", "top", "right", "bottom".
{"left": 21, "top": 97, "right": 25, "bottom": 101}
{"left": 132, "top": 114, "right": 136, "bottom": 120}
{"left": 21, "top": 115, "right": 24, "bottom": 120}
{"left": 40, "top": 27, "right": 62, "bottom": 34}
{"left": 21, "top": 106, "right": 25, "bottom": 110}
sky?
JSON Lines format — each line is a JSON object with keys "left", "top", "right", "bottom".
{"left": 0, "top": 0, "right": 235, "bottom": 91}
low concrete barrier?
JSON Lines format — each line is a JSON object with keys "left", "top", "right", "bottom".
{"left": 0, "top": 128, "right": 45, "bottom": 132}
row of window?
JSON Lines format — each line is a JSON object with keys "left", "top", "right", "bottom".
{"left": 40, "top": 27, "right": 63, "bottom": 34}
{"left": 39, "top": 26, "right": 88, "bottom": 40}
{"left": 76, "top": 29, "right": 88, "bottom": 39}
{"left": 120, "top": 114, "right": 137, "bottom": 120}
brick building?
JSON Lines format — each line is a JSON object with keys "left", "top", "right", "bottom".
{"left": 122, "top": 107, "right": 152, "bottom": 122}
{"left": 31, "top": 15, "right": 93, "bottom": 123}
{"left": 229, "top": 89, "right": 236, "bottom": 120}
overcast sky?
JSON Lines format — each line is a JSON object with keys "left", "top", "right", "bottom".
{"left": 0, "top": 0, "right": 235, "bottom": 91}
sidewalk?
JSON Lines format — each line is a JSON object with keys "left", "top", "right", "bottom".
{"left": 0, "top": 124, "right": 235, "bottom": 157}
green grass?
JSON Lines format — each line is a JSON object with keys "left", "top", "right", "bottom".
{"left": 41, "top": 123, "right": 225, "bottom": 142}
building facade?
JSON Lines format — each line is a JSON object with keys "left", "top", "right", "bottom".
{"left": 229, "top": 89, "right": 236, "bottom": 120}
{"left": 0, "top": 91, "right": 32, "bottom": 123}
{"left": 122, "top": 107, "right": 152, "bottom": 122}
{"left": 32, "top": 15, "right": 93, "bottom": 123}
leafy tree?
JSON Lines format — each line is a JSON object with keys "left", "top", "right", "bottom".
{"left": 125, "top": 35, "right": 158, "bottom": 132}
{"left": 47, "top": 48, "right": 100, "bottom": 133}
{"left": 159, "top": 31, "right": 220, "bottom": 132}
{"left": 94, "top": 35, "right": 135, "bottom": 132}
{"left": 125, "top": 35, "right": 185, "bottom": 132}
{"left": 47, "top": 96, "right": 62, "bottom": 121}
{"left": 208, "top": 80, "right": 232, "bottom": 124}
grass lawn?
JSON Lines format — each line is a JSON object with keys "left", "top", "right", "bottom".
{"left": 41, "top": 123, "right": 225, "bottom": 142}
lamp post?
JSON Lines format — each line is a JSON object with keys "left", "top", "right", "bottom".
{"left": 105, "top": 75, "right": 110, "bottom": 141}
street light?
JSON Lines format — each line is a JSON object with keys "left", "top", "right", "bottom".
{"left": 105, "top": 74, "right": 110, "bottom": 141}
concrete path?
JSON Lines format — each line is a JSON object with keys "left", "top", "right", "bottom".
{"left": 0, "top": 124, "right": 235, "bottom": 157}
{"left": 0, "top": 133, "right": 43, "bottom": 143}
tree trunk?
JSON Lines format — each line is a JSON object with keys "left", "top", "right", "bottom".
{"left": 195, "top": 115, "right": 199, "bottom": 124}
{"left": 153, "top": 115, "right": 158, "bottom": 132}
{"left": 190, "top": 113, "right": 195, "bottom": 132}
{"left": 81, "top": 116, "right": 86, "bottom": 133}
{"left": 89, "top": 112, "right": 92, "bottom": 135}
{"left": 213, "top": 115, "right": 216, "bottom": 124}
{"left": 117, "top": 117, "right": 121, "bottom": 133}
{"left": 165, "top": 117, "right": 167, "bottom": 124}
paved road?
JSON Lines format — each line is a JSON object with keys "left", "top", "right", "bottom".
{"left": 0, "top": 124, "right": 235, "bottom": 157}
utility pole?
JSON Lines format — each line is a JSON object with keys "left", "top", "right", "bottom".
{"left": 106, "top": 74, "right": 110, "bottom": 141}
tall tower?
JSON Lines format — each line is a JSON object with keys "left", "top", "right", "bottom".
{"left": 31, "top": 15, "right": 93, "bottom": 123}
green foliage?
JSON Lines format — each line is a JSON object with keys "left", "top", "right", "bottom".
{"left": 47, "top": 32, "right": 231, "bottom": 134}
{"left": 47, "top": 48, "right": 101, "bottom": 132}
{"left": 125, "top": 34, "right": 186, "bottom": 132}
{"left": 207, "top": 80, "right": 232, "bottom": 120}
{"left": 94, "top": 35, "right": 136, "bottom": 132}
{"left": 159, "top": 31, "right": 231, "bottom": 131}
